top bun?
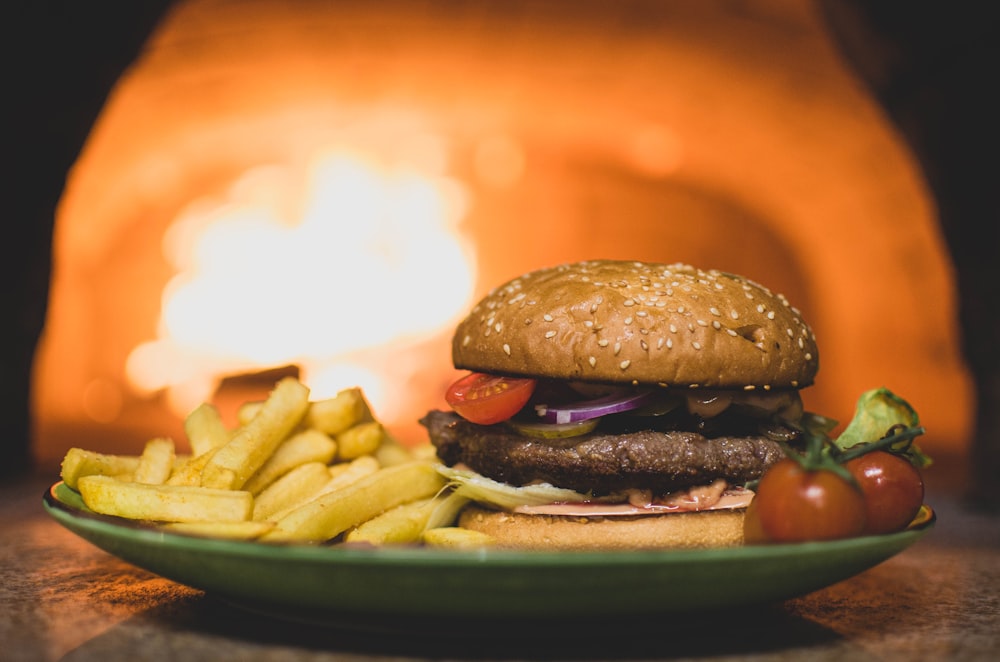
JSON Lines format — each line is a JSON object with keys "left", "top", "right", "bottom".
{"left": 452, "top": 260, "right": 818, "bottom": 390}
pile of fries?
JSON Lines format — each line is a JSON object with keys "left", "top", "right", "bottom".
{"left": 59, "top": 377, "right": 492, "bottom": 549}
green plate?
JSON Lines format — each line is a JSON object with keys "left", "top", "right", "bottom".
{"left": 44, "top": 481, "right": 934, "bottom": 630}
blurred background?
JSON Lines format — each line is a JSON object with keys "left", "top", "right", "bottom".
{"left": 5, "top": 0, "right": 997, "bottom": 505}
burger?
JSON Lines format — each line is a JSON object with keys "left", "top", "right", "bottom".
{"left": 420, "top": 259, "right": 820, "bottom": 550}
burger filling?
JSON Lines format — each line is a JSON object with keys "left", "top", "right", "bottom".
{"left": 422, "top": 373, "right": 813, "bottom": 516}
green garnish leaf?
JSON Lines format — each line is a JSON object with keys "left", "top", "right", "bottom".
{"left": 835, "top": 387, "right": 931, "bottom": 468}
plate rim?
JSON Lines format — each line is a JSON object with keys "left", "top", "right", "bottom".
{"left": 42, "top": 480, "right": 938, "bottom": 622}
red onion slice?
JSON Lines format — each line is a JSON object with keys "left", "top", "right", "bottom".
{"left": 533, "top": 390, "right": 655, "bottom": 424}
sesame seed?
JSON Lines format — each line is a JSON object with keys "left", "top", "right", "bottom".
{"left": 543, "top": 314, "right": 553, "bottom": 322}
{"left": 614, "top": 342, "right": 622, "bottom": 355}
{"left": 624, "top": 298, "right": 635, "bottom": 307}
{"left": 730, "top": 310, "right": 739, "bottom": 320}
{"left": 805, "top": 352, "right": 813, "bottom": 360}
{"left": 589, "top": 356, "right": 597, "bottom": 367}
{"left": 666, "top": 338, "right": 673, "bottom": 349}
{"left": 710, "top": 307, "right": 721, "bottom": 316}
{"left": 713, "top": 321, "right": 722, "bottom": 329}
{"left": 757, "top": 304, "right": 765, "bottom": 314}
{"left": 669, "top": 324, "right": 678, "bottom": 333}
{"left": 640, "top": 340, "right": 648, "bottom": 351}
{"left": 624, "top": 316, "right": 634, "bottom": 325}
{"left": 692, "top": 341, "right": 702, "bottom": 350}
{"left": 598, "top": 339, "right": 609, "bottom": 347}
{"left": 503, "top": 344, "right": 511, "bottom": 355}
{"left": 545, "top": 330, "right": 557, "bottom": 339}
{"left": 767, "top": 311, "right": 775, "bottom": 320}
{"left": 697, "top": 319, "right": 708, "bottom": 327}
{"left": 620, "top": 360, "right": 631, "bottom": 370}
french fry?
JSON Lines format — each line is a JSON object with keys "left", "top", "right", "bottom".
{"left": 166, "top": 446, "right": 220, "bottom": 486}
{"left": 306, "top": 387, "right": 373, "bottom": 435}
{"left": 373, "top": 434, "right": 417, "bottom": 466}
{"left": 322, "top": 455, "right": 380, "bottom": 492}
{"left": 409, "top": 443, "right": 439, "bottom": 462}
{"left": 200, "top": 377, "right": 310, "bottom": 490}
{"left": 236, "top": 400, "right": 263, "bottom": 427}
{"left": 184, "top": 402, "right": 229, "bottom": 456}
{"left": 421, "top": 526, "right": 496, "bottom": 549}
{"left": 132, "top": 437, "right": 175, "bottom": 485}
{"left": 262, "top": 455, "right": 382, "bottom": 523}
{"left": 343, "top": 490, "right": 468, "bottom": 545}
{"left": 242, "top": 428, "right": 337, "bottom": 495}
{"left": 57, "top": 378, "right": 465, "bottom": 548}
{"left": 160, "top": 520, "right": 276, "bottom": 540}
{"left": 261, "top": 461, "right": 447, "bottom": 543}
{"left": 252, "top": 461, "right": 332, "bottom": 522}
{"left": 344, "top": 497, "right": 438, "bottom": 545}
{"left": 78, "top": 475, "right": 253, "bottom": 523}
{"left": 335, "top": 421, "right": 386, "bottom": 460}
{"left": 60, "top": 448, "right": 141, "bottom": 490}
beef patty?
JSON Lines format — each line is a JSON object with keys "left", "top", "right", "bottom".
{"left": 420, "top": 410, "right": 789, "bottom": 496}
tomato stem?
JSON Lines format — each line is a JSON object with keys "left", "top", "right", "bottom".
{"left": 835, "top": 425, "right": 927, "bottom": 463}
{"left": 777, "top": 422, "right": 925, "bottom": 487}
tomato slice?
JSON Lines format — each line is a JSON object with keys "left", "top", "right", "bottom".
{"left": 445, "top": 372, "right": 537, "bottom": 425}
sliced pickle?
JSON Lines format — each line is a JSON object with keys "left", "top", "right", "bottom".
{"left": 507, "top": 417, "right": 599, "bottom": 439}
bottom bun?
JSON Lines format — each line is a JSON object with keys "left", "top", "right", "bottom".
{"left": 458, "top": 504, "right": 747, "bottom": 551}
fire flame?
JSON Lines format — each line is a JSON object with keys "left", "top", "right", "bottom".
{"left": 126, "top": 151, "right": 475, "bottom": 421}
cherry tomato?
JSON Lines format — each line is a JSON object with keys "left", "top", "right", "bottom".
{"left": 746, "top": 458, "right": 867, "bottom": 543}
{"left": 845, "top": 450, "right": 924, "bottom": 535}
{"left": 445, "top": 372, "right": 537, "bottom": 425}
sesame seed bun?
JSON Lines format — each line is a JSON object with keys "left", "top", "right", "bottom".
{"left": 458, "top": 504, "right": 747, "bottom": 550}
{"left": 453, "top": 259, "right": 818, "bottom": 390}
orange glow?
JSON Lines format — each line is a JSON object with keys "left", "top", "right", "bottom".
{"left": 126, "top": 152, "right": 475, "bottom": 420}
{"left": 31, "top": 0, "right": 972, "bottom": 468}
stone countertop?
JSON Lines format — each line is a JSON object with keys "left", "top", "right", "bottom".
{"left": 2, "top": 463, "right": 998, "bottom": 662}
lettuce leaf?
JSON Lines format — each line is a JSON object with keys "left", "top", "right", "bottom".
{"left": 436, "top": 464, "right": 591, "bottom": 510}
